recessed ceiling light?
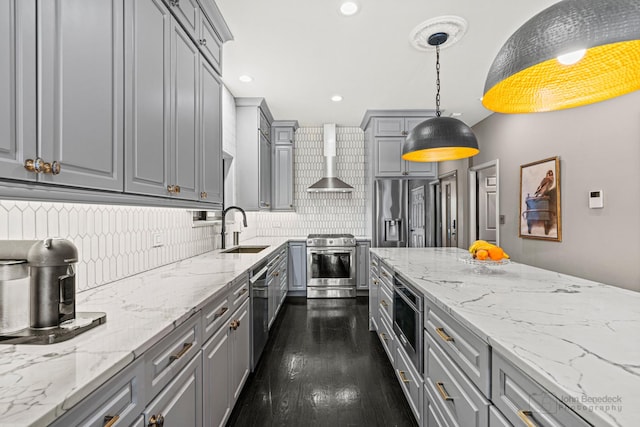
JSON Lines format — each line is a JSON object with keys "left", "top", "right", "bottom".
{"left": 238, "top": 75, "right": 253, "bottom": 83}
{"left": 331, "top": 95, "right": 343, "bottom": 102}
{"left": 340, "top": 1, "right": 358, "bottom": 16}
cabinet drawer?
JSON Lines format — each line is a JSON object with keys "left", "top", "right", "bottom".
{"left": 492, "top": 352, "right": 590, "bottom": 427}
{"left": 230, "top": 275, "right": 250, "bottom": 311}
{"left": 50, "top": 359, "right": 144, "bottom": 427}
{"left": 369, "top": 253, "right": 379, "bottom": 277}
{"left": 425, "top": 302, "right": 490, "bottom": 397}
{"left": 489, "top": 406, "right": 512, "bottom": 427}
{"left": 202, "top": 293, "right": 231, "bottom": 342}
{"left": 377, "top": 314, "right": 395, "bottom": 365}
{"left": 424, "top": 382, "right": 450, "bottom": 427}
{"left": 145, "top": 314, "right": 201, "bottom": 399}
{"left": 379, "top": 283, "right": 393, "bottom": 323}
{"left": 273, "top": 127, "right": 294, "bottom": 144}
{"left": 395, "top": 343, "right": 423, "bottom": 423}
{"left": 379, "top": 262, "right": 393, "bottom": 291}
{"left": 199, "top": 14, "right": 221, "bottom": 72}
{"left": 425, "top": 331, "right": 489, "bottom": 427}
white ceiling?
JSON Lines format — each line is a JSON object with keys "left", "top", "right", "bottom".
{"left": 216, "top": 0, "right": 559, "bottom": 127}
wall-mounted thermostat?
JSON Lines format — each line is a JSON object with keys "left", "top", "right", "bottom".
{"left": 589, "top": 190, "right": 604, "bottom": 209}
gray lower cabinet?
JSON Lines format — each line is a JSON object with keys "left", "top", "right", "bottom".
{"left": 235, "top": 98, "right": 274, "bottom": 211}
{"left": 203, "top": 321, "right": 231, "bottom": 427}
{"left": 395, "top": 341, "right": 424, "bottom": 424}
{"left": 143, "top": 352, "right": 203, "bottom": 427}
{"left": 288, "top": 241, "right": 307, "bottom": 293}
{"left": 489, "top": 406, "right": 512, "bottom": 427}
{"left": 369, "top": 253, "right": 380, "bottom": 330}
{"left": 0, "top": 0, "right": 124, "bottom": 190}
{"left": 130, "top": 415, "right": 145, "bottom": 427}
{"left": 356, "top": 240, "right": 370, "bottom": 291}
{"left": 492, "top": 352, "right": 590, "bottom": 427}
{"left": 49, "top": 359, "right": 144, "bottom": 427}
{"left": 267, "top": 248, "right": 286, "bottom": 329}
{"left": 425, "top": 331, "right": 489, "bottom": 427}
{"left": 229, "top": 298, "right": 251, "bottom": 402}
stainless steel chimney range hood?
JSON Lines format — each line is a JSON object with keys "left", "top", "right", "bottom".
{"left": 307, "top": 124, "right": 354, "bottom": 193}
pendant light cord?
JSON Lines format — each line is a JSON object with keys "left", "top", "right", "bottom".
{"left": 435, "top": 44, "right": 441, "bottom": 117}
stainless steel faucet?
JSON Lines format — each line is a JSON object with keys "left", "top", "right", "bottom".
{"left": 221, "top": 206, "right": 248, "bottom": 249}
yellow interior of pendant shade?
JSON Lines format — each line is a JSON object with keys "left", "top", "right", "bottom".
{"left": 483, "top": 40, "right": 640, "bottom": 113}
{"left": 402, "top": 146, "right": 479, "bottom": 162}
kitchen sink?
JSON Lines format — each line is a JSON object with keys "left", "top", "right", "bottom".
{"left": 221, "top": 245, "right": 269, "bottom": 254}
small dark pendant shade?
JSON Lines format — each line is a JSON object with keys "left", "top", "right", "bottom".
{"left": 402, "top": 117, "right": 479, "bottom": 162}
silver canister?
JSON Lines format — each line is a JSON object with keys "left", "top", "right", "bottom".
{"left": 0, "top": 260, "right": 30, "bottom": 333}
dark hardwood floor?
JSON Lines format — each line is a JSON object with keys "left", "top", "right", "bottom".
{"left": 227, "top": 297, "right": 418, "bottom": 427}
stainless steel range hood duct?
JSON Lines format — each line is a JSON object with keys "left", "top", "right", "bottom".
{"left": 307, "top": 124, "right": 354, "bottom": 193}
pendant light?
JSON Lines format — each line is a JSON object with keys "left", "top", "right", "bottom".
{"left": 483, "top": 0, "right": 640, "bottom": 113}
{"left": 402, "top": 32, "right": 479, "bottom": 163}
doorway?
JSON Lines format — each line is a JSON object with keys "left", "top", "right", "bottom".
{"left": 432, "top": 172, "right": 458, "bottom": 248}
{"left": 469, "top": 160, "right": 500, "bottom": 245}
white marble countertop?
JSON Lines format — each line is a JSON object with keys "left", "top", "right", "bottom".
{"left": 0, "top": 237, "right": 291, "bottom": 427}
{"left": 371, "top": 247, "right": 640, "bottom": 427}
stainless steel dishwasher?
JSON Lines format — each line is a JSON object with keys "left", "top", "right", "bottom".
{"left": 250, "top": 259, "right": 269, "bottom": 371}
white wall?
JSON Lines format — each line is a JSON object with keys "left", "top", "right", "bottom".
{"left": 471, "top": 90, "right": 640, "bottom": 291}
{"left": 249, "top": 126, "right": 367, "bottom": 237}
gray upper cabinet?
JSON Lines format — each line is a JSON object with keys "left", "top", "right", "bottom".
{"left": 38, "top": 0, "right": 124, "bottom": 191}
{"left": 198, "top": 13, "right": 222, "bottom": 73}
{"left": 271, "top": 120, "right": 298, "bottom": 211}
{"left": 125, "top": 0, "right": 171, "bottom": 197}
{"left": 361, "top": 112, "right": 438, "bottom": 178}
{"left": 235, "top": 98, "right": 274, "bottom": 211}
{"left": 2, "top": 0, "right": 125, "bottom": 191}
{"left": 199, "top": 58, "right": 223, "bottom": 204}
{"left": 163, "top": 0, "right": 200, "bottom": 41}
{"left": 170, "top": 19, "right": 200, "bottom": 201}
{"left": 0, "top": 0, "right": 36, "bottom": 182}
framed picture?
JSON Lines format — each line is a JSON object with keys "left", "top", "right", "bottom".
{"left": 519, "top": 156, "right": 561, "bottom": 241}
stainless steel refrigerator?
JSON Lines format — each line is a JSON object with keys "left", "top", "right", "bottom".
{"left": 373, "top": 179, "right": 434, "bottom": 248}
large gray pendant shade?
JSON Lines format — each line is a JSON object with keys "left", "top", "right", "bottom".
{"left": 402, "top": 32, "right": 479, "bottom": 163}
{"left": 482, "top": 0, "right": 640, "bottom": 113}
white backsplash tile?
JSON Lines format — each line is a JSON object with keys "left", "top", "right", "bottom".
{"left": 0, "top": 200, "right": 218, "bottom": 293}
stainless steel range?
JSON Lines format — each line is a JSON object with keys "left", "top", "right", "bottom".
{"left": 306, "top": 234, "right": 356, "bottom": 298}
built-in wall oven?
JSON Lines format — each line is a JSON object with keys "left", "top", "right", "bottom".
{"left": 306, "top": 234, "right": 356, "bottom": 298}
{"left": 393, "top": 275, "right": 424, "bottom": 373}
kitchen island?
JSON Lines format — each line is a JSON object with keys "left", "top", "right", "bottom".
{"left": 0, "top": 237, "right": 292, "bottom": 427}
{"left": 371, "top": 247, "right": 640, "bottom": 427}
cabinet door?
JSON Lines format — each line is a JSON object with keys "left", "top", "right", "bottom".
{"left": 405, "top": 159, "right": 437, "bottom": 176}
{"left": 124, "top": 0, "right": 171, "bottom": 196}
{"left": 273, "top": 145, "right": 294, "bottom": 210}
{"left": 356, "top": 241, "right": 370, "bottom": 290}
{"left": 144, "top": 353, "right": 203, "bottom": 427}
{"left": 375, "top": 137, "right": 404, "bottom": 176}
{"left": 203, "top": 325, "right": 231, "bottom": 427}
{"left": 230, "top": 299, "right": 250, "bottom": 403}
{"left": 0, "top": 0, "right": 36, "bottom": 181}
{"left": 288, "top": 242, "right": 307, "bottom": 291}
{"left": 374, "top": 117, "right": 405, "bottom": 136}
{"left": 198, "top": 15, "right": 221, "bottom": 73}
{"left": 199, "top": 58, "right": 222, "bottom": 204}
{"left": 170, "top": 19, "right": 200, "bottom": 200}
{"left": 38, "top": 0, "right": 124, "bottom": 191}
{"left": 273, "top": 127, "right": 294, "bottom": 144}
{"left": 163, "top": 0, "right": 199, "bottom": 41}
{"left": 404, "top": 117, "right": 427, "bottom": 133}
{"left": 259, "top": 134, "right": 272, "bottom": 209}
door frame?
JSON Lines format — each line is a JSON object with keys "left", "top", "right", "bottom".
{"left": 469, "top": 159, "right": 500, "bottom": 246}
{"left": 439, "top": 171, "right": 458, "bottom": 248}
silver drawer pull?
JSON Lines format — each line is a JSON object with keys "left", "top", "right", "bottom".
{"left": 169, "top": 342, "right": 192, "bottom": 362}
{"left": 213, "top": 306, "right": 228, "bottom": 320}
{"left": 517, "top": 410, "right": 537, "bottom": 427}
{"left": 398, "top": 370, "right": 410, "bottom": 383}
{"left": 435, "top": 327, "right": 454, "bottom": 342}
{"left": 436, "top": 381, "right": 453, "bottom": 401}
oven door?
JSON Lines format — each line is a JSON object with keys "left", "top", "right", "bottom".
{"left": 393, "top": 277, "right": 423, "bottom": 373}
{"left": 306, "top": 247, "right": 355, "bottom": 288}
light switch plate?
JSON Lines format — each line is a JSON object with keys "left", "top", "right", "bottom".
{"left": 589, "top": 190, "right": 604, "bottom": 209}
{"left": 153, "top": 232, "right": 164, "bottom": 247}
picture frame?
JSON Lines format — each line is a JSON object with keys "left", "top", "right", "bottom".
{"left": 519, "top": 156, "right": 561, "bottom": 241}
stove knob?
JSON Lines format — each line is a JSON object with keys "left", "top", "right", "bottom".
{"left": 329, "top": 239, "right": 333, "bottom": 245}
